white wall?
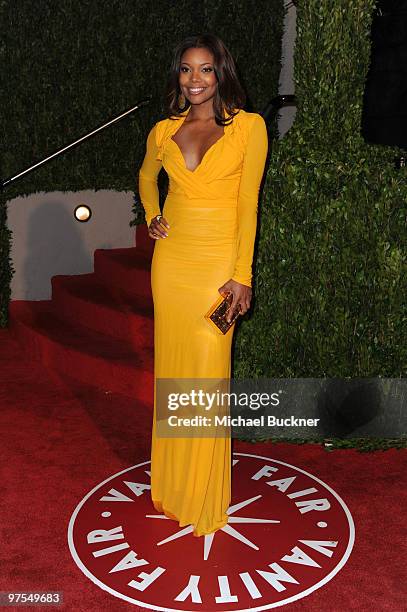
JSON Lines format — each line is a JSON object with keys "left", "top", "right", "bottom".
{"left": 278, "top": 1, "right": 297, "bottom": 138}
{"left": 7, "top": 190, "right": 136, "bottom": 299}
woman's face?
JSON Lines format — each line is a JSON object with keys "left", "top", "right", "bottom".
{"left": 178, "top": 47, "right": 218, "bottom": 106}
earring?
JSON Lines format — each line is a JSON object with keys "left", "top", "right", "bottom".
{"left": 178, "top": 92, "right": 186, "bottom": 109}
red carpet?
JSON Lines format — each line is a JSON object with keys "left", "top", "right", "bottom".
{"left": 8, "top": 227, "right": 155, "bottom": 399}
{"left": 1, "top": 226, "right": 406, "bottom": 610}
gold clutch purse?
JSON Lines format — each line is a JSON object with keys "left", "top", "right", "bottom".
{"left": 204, "top": 292, "right": 241, "bottom": 335}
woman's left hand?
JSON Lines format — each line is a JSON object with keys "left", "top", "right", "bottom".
{"left": 218, "top": 279, "right": 252, "bottom": 322}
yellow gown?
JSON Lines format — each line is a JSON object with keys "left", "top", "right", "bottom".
{"left": 138, "top": 105, "right": 268, "bottom": 536}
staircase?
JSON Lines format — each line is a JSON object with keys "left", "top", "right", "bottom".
{"left": 9, "top": 225, "right": 155, "bottom": 404}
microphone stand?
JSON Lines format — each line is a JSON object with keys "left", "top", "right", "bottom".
{"left": 0, "top": 96, "right": 151, "bottom": 192}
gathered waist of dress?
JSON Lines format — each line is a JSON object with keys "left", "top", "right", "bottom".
{"left": 165, "top": 193, "right": 238, "bottom": 209}
{"left": 161, "top": 194, "right": 238, "bottom": 245}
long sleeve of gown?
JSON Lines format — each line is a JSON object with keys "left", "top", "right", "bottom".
{"left": 231, "top": 114, "right": 268, "bottom": 288}
{"left": 138, "top": 123, "right": 163, "bottom": 227}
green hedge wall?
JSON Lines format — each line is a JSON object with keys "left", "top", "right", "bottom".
{"left": 0, "top": 0, "right": 284, "bottom": 326}
{"left": 234, "top": 0, "right": 406, "bottom": 378}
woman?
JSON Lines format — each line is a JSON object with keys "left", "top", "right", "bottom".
{"left": 138, "top": 33, "right": 268, "bottom": 537}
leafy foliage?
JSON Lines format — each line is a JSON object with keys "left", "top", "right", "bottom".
{"left": 233, "top": 0, "right": 406, "bottom": 378}
{"left": 0, "top": 0, "right": 284, "bottom": 325}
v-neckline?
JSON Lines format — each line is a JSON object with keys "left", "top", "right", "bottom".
{"left": 169, "top": 106, "right": 226, "bottom": 174}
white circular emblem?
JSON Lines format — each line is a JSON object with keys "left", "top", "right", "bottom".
{"left": 68, "top": 452, "right": 355, "bottom": 610}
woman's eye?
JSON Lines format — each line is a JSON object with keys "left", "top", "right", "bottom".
{"left": 179, "top": 66, "right": 213, "bottom": 72}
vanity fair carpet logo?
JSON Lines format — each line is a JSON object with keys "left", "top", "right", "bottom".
{"left": 68, "top": 453, "right": 355, "bottom": 611}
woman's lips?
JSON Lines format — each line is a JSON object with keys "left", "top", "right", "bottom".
{"left": 188, "top": 87, "right": 206, "bottom": 95}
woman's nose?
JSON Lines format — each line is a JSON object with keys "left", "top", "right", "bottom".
{"left": 190, "top": 71, "right": 203, "bottom": 82}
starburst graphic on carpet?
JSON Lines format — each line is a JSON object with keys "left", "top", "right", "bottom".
{"left": 145, "top": 494, "right": 280, "bottom": 561}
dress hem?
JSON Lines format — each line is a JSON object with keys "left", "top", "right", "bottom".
{"left": 152, "top": 498, "right": 228, "bottom": 538}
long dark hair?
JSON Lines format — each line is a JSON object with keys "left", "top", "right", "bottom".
{"left": 164, "top": 33, "right": 246, "bottom": 126}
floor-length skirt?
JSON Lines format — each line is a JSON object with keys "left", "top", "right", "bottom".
{"left": 150, "top": 194, "right": 238, "bottom": 537}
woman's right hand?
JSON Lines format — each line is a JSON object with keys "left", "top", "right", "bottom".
{"left": 148, "top": 215, "right": 170, "bottom": 239}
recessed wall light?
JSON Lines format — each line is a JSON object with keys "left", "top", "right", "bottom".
{"left": 74, "top": 205, "right": 92, "bottom": 222}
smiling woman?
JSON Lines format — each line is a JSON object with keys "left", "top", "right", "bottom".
{"left": 138, "top": 33, "right": 268, "bottom": 537}
{"left": 170, "top": 50, "right": 226, "bottom": 173}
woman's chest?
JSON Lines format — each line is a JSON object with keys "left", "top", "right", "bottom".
{"left": 170, "top": 122, "right": 225, "bottom": 173}
{"left": 162, "top": 131, "right": 244, "bottom": 181}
